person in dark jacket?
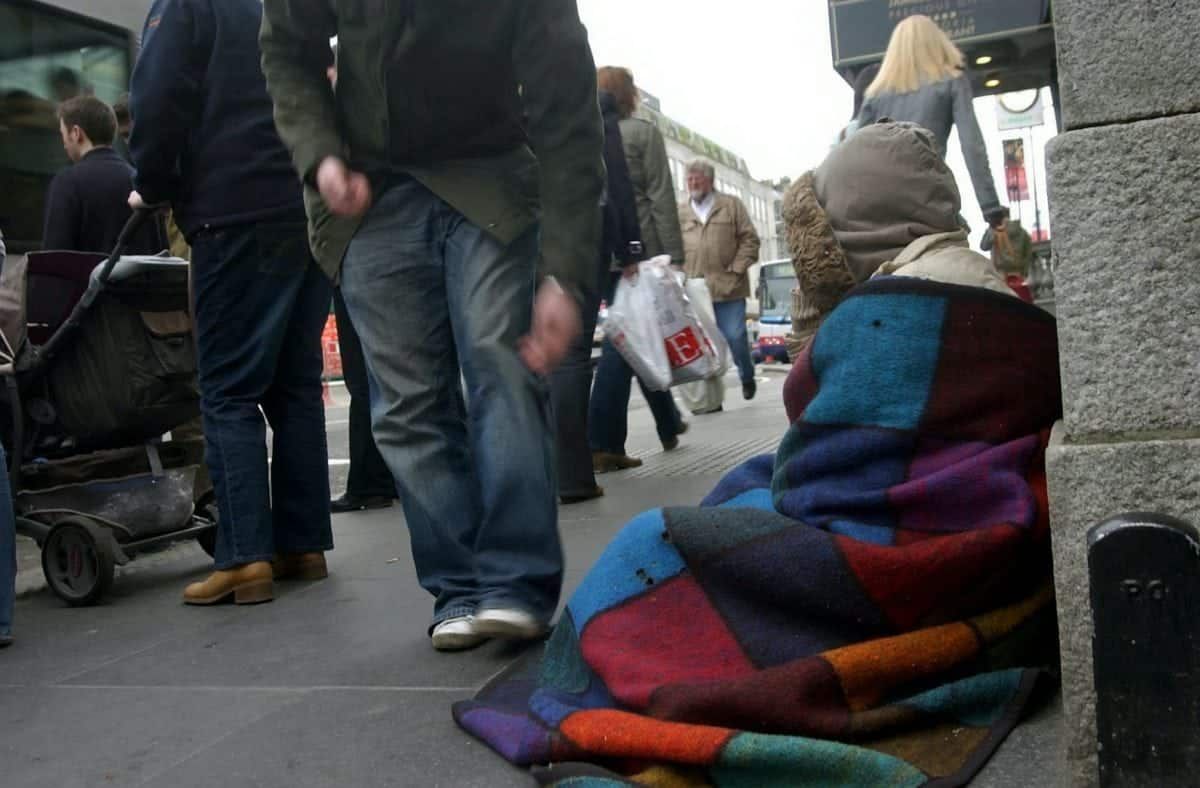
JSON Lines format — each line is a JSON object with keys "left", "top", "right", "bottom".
{"left": 321, "top": 58, "right": 394, "bottom": 514}
{"left": 551, "top": 90, "right": 639, "bottom": 505}
{"left": 589, "top": 67, "right": 687, "bottom": 472}
{"left": 128, "top": 0, "right": 333, "bottom": 606}
{"left": 43, "top": 96, "right": 163, "bottom": 254}
{"left": 260, "top": 0, "right": 604, "bottom": 652}
{"left": 856, "top": 15, "right": 1005, "bottom": 229}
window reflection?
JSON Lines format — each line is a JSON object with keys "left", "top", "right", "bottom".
{"left": 0, "top": 1, "right": 131, "bottom": 252}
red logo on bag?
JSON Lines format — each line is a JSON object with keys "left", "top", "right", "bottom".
{"left": 664, "top": 327, "right": 703, "bottom": 368}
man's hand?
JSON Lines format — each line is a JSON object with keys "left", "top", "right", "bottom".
{"left": 127, "top": 191, "right": 167, "bottom": 211}
{"left": 317, "top": 157, "right": 372, "bottom": 217}
{"left": 519, "top": 278, "right": 581, "bottom": 376}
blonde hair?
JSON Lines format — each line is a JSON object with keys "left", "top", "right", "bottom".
{"left": 866, "top": 15, "right": 964, "bottom": 98}
{"left": 597, "top": 66, "right": 638, "bottom": 119}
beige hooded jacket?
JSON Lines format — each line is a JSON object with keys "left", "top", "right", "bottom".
{"left": 781, "top": 122, "right": 1012, "bottom": 354}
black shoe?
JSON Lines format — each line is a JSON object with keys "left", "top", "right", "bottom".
{"left": 560, "top": 486, "right": 604, "bottom": 505}
{"left": 0, "top": 634, "right": 12, "bottom": 649}
{"left": 331, "top": 494, "right": 394, "bottom": 514}
{"left": 742, "top": 380, "right": 757, "bottom": 401}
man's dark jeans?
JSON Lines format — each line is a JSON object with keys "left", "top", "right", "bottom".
{"left": 190, "top": 219, "right": 333, "bottom": 569}
{"left": 549, "top": 255, "right": 606, "bottom": 498}
{"left": 340, "top": 180, "right": 562, "bottom": 628}
{"left": 332, "top": 288, "right": 394, "bottom": 500}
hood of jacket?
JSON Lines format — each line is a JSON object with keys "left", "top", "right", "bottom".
{"left": 782, "top": 121, "right": 1000, "bottom": 353}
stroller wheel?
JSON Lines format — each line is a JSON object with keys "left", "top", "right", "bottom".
{"left": 42, "top": 518, "right": 116, "bottom": 607}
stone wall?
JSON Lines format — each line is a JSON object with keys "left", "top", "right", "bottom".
{"left": 1046, "top": 1, "right": 1200, "bottom": 786}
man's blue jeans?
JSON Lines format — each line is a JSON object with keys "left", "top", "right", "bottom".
{"left": 713, "top": 299, "right": 756, "bottom": 385}
{"left": 589, "top": 341, "right": 683, "bottom": 455}
{"left": 339, "top": 180, "right": 562, "bottom": 628}
{"left": 190, "top": 220, "right": 334, "bottom": 569}
{"left": 0, "top": 445, "right": 14, "bottom": 638}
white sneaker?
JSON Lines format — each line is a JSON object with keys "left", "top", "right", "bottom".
{"left": 473, "top": 606, "right": 548, "bottom": 641}
{"left": 430, "top": 615, "right": 488, "bottom": 652}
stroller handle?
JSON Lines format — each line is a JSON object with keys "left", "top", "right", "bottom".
{"left": 94, "top": 208, "right": 154, "bottom": 289}
{"left": 31, "top": 208, "right": 154, "bottom": 370}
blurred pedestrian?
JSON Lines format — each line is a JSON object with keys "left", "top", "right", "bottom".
{"left": 550, "top": 86, "right": 638, "bottom": 503}
{"left": 129, "top": 0, "right": 333, "bottom": 605}
{"left": 981, "top": 207, "right": 1034, "bottom": 280}
{"left": 261, "top": 1, "right": 604, "bottom": 650}
{"left": 678, "top": 160, "right": 761, "bottom": 408}
{"left": 857, "top": 14, "right": 1006, "bottom": 230}
{"left": 0, "top": 230, "right": 12, "bottom": 648}
{"left": 330, "top": 288, "right": 395, "bottom": 512}
{"left": 43, "top": 96, "right": 164, "bottom": 254}
{"left": 589, "top": 67, "right": 687, "bottom": 474}
{"left": 318, "top": 55, "right": 393, "bottom": 514}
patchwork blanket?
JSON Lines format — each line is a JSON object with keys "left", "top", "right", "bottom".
{"left": 455, "top": 277, "right": 1063, "bottom": 787}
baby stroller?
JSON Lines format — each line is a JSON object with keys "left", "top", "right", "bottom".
{"left": 1, "top": 211, "right": 216, "bottom": 606}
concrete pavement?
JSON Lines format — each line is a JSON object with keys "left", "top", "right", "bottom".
{"left": 2, "top": 369, "right": 1059, "bottom": 786}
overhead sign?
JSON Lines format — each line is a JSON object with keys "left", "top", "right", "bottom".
{"left": 829, "top": 0, "right": 1049, "bottom": 67}
{"left": 996, "top": 89, "right": 1045, "bottom": 130}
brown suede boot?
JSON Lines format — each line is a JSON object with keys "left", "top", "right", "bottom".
{"left": 272, "top": 552, "right": 328, "bottom": 582}
{"left": 592, "top": 452, "right": 643, "bottom": 474}
{"left": 183, "top": 561, "right": 274, "bottom": 605}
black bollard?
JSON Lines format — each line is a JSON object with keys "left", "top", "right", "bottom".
{"left": 1088, "top": 513, "right": 1200, "bottom": 788}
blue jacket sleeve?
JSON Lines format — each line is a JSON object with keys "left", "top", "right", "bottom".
{"left": 42, "top": 172, "right": 80, "bottom": 251}
{"left": 128, "top": 0, "right": 208, "bottom": 206}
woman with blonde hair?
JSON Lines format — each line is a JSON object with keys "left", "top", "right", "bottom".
{"left": 857, "top": 14, "right": 1005, "bottom": 229}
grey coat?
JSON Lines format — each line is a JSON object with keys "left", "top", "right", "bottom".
{"left": 858, "top": 75, "right": 1002, "bottom": 223}
{"left": 619, "top": 116, "right": 685, "bottom": 263}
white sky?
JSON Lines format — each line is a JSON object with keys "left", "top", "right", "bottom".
{"left": 576, "top": 0, "right": 1057, "bottom": 246}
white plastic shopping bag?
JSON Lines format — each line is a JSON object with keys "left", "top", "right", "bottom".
{"left": 683, "top": 277, "right": 730, "bottom": 378}
{"left": 604, "top": 261, "right": 672, "bottom": 390}
{"left": 604, "top": 256, "right": 724, "bottom": 390}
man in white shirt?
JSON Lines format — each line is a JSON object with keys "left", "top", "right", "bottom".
{"left": 678, "top": 160, "right": 761, "bottom": 403}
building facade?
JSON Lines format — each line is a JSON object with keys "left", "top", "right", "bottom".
{"left": 636, "top": 92, "right": 785, "bottom": 263}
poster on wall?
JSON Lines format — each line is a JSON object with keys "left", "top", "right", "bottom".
{"left": 1003, "top": 139, "right": 1030, "bottom": 202}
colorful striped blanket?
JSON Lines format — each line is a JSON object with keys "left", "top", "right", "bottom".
{"left": 455, "top": 277, "right": 1063, "bottom": 786}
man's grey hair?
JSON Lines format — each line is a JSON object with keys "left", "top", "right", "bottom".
{"left": 686, "top": 160, "right": 715, "bottom": 180}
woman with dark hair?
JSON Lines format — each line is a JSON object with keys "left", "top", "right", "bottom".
{"left": 550, "top": 85, "right": 643, "bottom": 503}
{"left": 588, "top": 67, "right": 686, "bottom": 476}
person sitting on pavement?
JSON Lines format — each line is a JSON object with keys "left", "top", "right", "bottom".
{"left": 129, "top": 0, "right": 334, "bottom": 606}
{"left": 678, "top": 160, "right": 761, "bottom": 411}
{"left": 453, "top": 119, "right": 1062, "bottom": 786}
{"left": 783, "top": 120, "right": 1015, "bottom": 357}
{"left": 43, "top": 96, "right": 164, "bottom": 255}
{"left": 589, "top": 66, "right": 688, "bottom": 475}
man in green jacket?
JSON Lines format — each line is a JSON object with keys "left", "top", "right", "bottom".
{"left": 260, "top": 1, "right": 605, "bottom": 651}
